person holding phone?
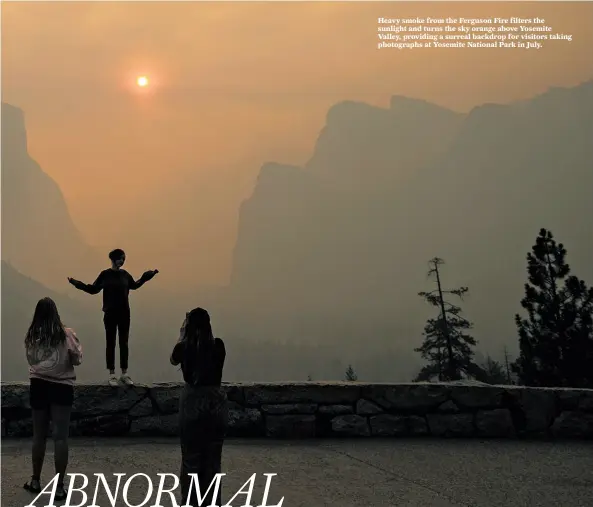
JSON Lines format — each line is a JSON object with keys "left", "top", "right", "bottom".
{"left": 170, "top": 308, "right": 228, "bottom": 507}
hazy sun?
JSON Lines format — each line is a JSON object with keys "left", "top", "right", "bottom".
{"left": 136, "top": 76, "right": 149, "bottom": 87}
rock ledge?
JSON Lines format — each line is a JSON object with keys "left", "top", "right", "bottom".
{"left": 2, "top": 382, "right": 593, "bottom": 439}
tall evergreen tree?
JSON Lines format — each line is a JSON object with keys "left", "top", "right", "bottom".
{"left": 562, "top": 276, "right": 593, "bottom": 386}
{"left": 414, "top": 258, "right": 480, "bottom": 381}
{"left": 513, "top": 228, "right": 593, "bottom": 387}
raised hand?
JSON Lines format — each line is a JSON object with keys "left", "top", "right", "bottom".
{"left": 143, "top": 269, "right": 159, "bottom": 280}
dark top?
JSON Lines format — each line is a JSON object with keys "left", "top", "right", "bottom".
{"left": 70, "top": 269, "right": 151, "bottom": 312}
{"left": 171, "top": 337, "right": 226, "bottom": 387}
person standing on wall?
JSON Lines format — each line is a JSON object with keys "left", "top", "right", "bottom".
{"left": 67, "top": 248, "right": 158, "bottom": 386}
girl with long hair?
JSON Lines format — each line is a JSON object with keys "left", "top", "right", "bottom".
{"left": 170, "top": 308, "right": 228, "bottom": 507}
{"left": 22, "top": 297, "right": 83, "bottom": 501}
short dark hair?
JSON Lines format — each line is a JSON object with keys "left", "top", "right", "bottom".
{"left": 108, "top": 249, "right": 125, "bottom": 261}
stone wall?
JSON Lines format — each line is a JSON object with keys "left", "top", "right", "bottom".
{"left": 2, "top": 381, "right": 593, "bottom": 439}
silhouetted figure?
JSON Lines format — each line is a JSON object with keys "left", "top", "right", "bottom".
{"left": 170, "top": 308, "right": 228, "bottom": 507}
{"left": 23, "top": 298, "right": 83, "bottom": 501}
{"left": 67, "top": 248, "right": 158, "bottom": 386}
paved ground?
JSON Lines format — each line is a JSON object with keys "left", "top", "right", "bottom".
{"left": 2, "top": 438, "right": 593, "bottom": 507}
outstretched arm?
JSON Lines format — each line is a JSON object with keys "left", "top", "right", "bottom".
{"left": 68, "top": 272, "right": 104, "bottom": 295}
{"left": 128, "top": 269, "right": 158, "bottom": 290}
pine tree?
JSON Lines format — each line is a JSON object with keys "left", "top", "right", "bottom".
{"left": 562, "top": 276, "right": 593, "bottom": 387}
{"left": 414, "top": 258, "right": 480, "bottom": 381}
{"left": 345, "top": 364, "right": 358, "bottom": 381}
{"left": 513, "top": 228, "right": 593, "bottom": 387}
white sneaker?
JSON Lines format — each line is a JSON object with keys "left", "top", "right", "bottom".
{"left": 108, "top": 375, "right": 119, "bottom": 387}
{"left": 120, "top": 374, "right": 134, "bottom": 386}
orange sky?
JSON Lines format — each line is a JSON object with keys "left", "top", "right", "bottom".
{"left": 2, "top": 1, "right": 592, "bottom": 284}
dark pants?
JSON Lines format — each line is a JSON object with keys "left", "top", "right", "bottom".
{"left": 179, "top": 385, "right": 229, "bottom": 507}
{"left": 103, "top": 308, "right": 131, "bottom": 371}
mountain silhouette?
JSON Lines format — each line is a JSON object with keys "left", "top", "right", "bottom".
{"left": 3, "top": 81, "right": 592, "bottom": 383}
{"left": 228, "top": 80, "right": 593, "bottom": 361}
{"left": 1, "top": 103, "right": 100, "bottom": 290}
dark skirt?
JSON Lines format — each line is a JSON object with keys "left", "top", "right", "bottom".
{"left": 30, "top": 378, "right": 74, "bottom": 410}
{"left": 179, "top": 384, "right": 229, "bottom": 507}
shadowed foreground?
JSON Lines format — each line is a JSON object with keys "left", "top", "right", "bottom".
{"left": 2, "top": 438, "right": 593, "bottom": 507}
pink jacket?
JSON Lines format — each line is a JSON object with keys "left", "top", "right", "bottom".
{"left": 27, "top": 328, "right": 83, "bottom": 386}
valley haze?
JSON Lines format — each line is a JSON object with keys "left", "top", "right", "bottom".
{"left": 2, "top": 1, "right": 592, "bottom": 385}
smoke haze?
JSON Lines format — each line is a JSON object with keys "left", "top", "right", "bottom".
{"left": 2, "top": 1, "right": 592, "bottom": 383}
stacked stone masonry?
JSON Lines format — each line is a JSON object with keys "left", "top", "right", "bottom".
{"left": 2, "top": 382, "right": 593, "bottom": 439}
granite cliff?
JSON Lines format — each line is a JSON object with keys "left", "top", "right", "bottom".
{"left": 228, "top": 81, "right": 593, "bottom": 358}
{"left": 1, "top": 102, "right": 100, "bottom": 290}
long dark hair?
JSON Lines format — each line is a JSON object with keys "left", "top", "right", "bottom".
{"left": 182, "top": 308, "right": 215, "bottom": 379}
{"left": 25, "top": 298, "right": 67, "bottom": 349}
